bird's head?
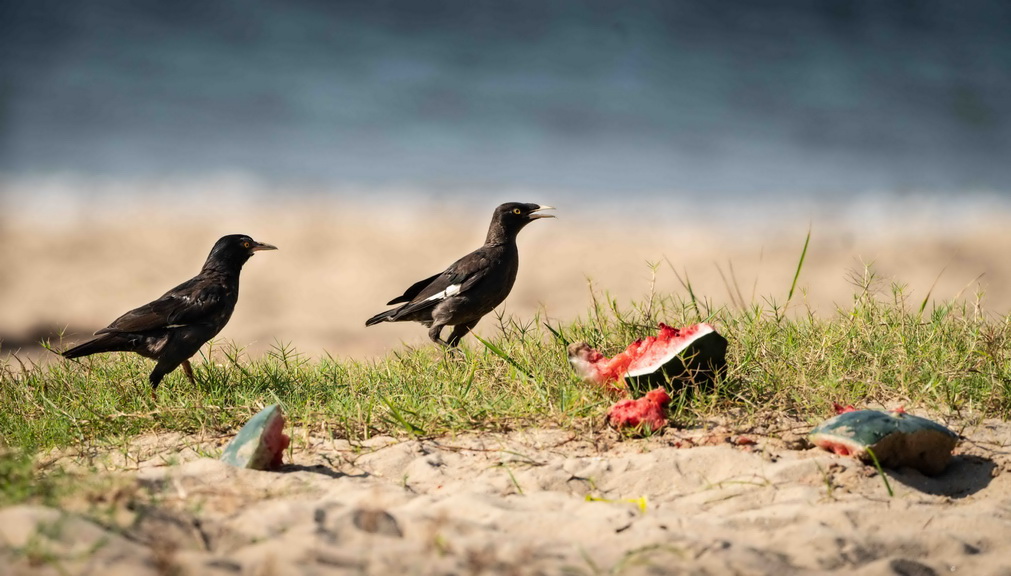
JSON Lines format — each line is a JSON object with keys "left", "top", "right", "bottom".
{"left": 488, "top": 203, "right": 555, "bottom": 242}
{"left": 204, "top": 234, "right": 278, "bottom": 271}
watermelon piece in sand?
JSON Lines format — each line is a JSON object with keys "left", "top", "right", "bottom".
{"left": 810, "top": 409, "right": 959, "bottom": 476}
{"left": 607, "top": 388, "right": 672, "bottom": 434}
{"left": 220, "top": 404, "right": 291, "bottom": 471}
{"left": 567, "top": 323, "right": 728, "bottom": 396}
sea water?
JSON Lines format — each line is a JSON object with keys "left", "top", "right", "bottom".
{"left": 1, "top": 0, "right": 1009, "bottom": 220}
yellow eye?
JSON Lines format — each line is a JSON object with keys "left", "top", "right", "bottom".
{"left": 242, "top": 241, "right": 251, "bottom": 249}
{"left": 512, "top": 208, "right": 522, "bottom": 215}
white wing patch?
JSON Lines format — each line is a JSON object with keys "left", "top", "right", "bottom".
{"left": 425, "top": 284, "right": 462, "bottom": 302}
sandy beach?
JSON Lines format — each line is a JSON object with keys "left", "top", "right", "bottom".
{"left": 3, "top": 191, "right": 1011, "bottom": 360}
{"left": 2, "top": 415, "right": 1010, "bottom": 575}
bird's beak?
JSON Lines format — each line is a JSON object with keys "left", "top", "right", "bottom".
{"left": 251, "top": 241, "right": 278, "bottom": 252}
{"left": 529, "top": 205, "right": 556, "bottom": 219}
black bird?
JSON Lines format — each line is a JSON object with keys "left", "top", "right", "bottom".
{"left": 365, "top": 202, "right": 554, "bottom": 346}
{"left": 61, "top": 234, "right": 277, "bottom": 390}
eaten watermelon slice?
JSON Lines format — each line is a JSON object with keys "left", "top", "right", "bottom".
{"left": 220, "top": 404, "right": 291, "bottom": 471}
{"left": 810, "top": 409, "right": 959, "bottom": 476}
{"left": 567, "top": 323, "right": 728, "bottom": 396}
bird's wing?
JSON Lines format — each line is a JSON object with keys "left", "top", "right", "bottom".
{"left": 391, "top": 249, "right": 495, "bottom": 316}
{"left": 386, "top": 272, "right": 443, "bottom": 305}
{"left": 96, "top": 276, "right": 229, "bottom": 334}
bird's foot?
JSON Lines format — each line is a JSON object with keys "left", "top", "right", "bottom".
{"left": 437, "top": 342, "right": 467, "bottom": 361}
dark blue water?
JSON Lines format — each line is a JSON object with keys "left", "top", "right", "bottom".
{"left": 1, "top": 0, "right": 1010, "bottom": 201}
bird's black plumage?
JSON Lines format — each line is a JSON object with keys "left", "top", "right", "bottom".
{"left": 365, "top": 202, "right": 554, "bottom": 346}
{"left": 61, "top": 234, "right": 277, "bottom": 390}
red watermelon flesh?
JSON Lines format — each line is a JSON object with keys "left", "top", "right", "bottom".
{"left": 568, "top": 323, "right": 727, "bottom": 396}
{"left": 607, "top": 388, "right": 672, "bottom": 433}
{"left": 262, "top": 409, "right": 291, "bottom": 470}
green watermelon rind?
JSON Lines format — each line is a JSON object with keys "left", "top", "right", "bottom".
{"left": 625, "top": 331, "right": 729, "bottom": 397}
{"left": 809, "top": 410, "right": 959, "bottom": 476}
{"left": 625, "top": 324, "right": 715, "bottom": 377}
{"left": 220, "top": 404, "right": 286, "bottom": 470}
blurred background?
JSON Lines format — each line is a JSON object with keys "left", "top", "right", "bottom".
{"left": 3, "top": 0, "right": 1011, "bottom": 199}
{"left": 2, "top": 0, "right": 1011, "bottom": 358}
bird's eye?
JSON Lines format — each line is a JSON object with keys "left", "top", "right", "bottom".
{"left": 242, "top": 241, "right": 251, "bottom": 249}
{"left": 512, "top": 208, "right": 522, "bottom": 215}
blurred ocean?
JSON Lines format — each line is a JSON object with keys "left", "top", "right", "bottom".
{"left": 1, "top": 0, "right": 1010, "bottom": 213}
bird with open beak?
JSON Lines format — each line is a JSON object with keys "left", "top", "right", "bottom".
{"left": 366, "top": 203, "right": 554, "bottom": 346}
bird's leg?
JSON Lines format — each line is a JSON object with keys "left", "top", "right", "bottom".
{"left": 181, "top": 359, "right": 195, "bottom": 384}
{"left": 447, "top": 321, "right": 478, "bottom": 347}
{"left": 149, "top": 357, "right": 177, "bottom": 393}
{"left": 148, "top": 370, "right": 165, "bottom": 398}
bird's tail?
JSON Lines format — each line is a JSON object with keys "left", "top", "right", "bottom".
{"left": 365, "top": 309, "right": 397, "bottom": 327}
{"left": 60, "top": 333, "right": 132, "bottom": 358}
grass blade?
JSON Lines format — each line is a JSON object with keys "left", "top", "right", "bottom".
{"left": 864, "top": 447, "right": 894, "bottom": 497}
{"left": 474, "top": 334, "right": 534, "bottom": 380}
{"left": 787, "top": 227, "right": 811, "bottom": 305}
{"left": 543, "top": 322, "right": 569, "bottom": 346}
{"left": 380, "top": 396, "right": 426, "bottom": 437}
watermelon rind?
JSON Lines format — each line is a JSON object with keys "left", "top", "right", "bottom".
{"left": 220, "top": 404, "right": 288, "bottom": 470}
{"left": 625, "top": 330, "right": 728, "bottom": 397}
{"left": 566, "top": 323, "right": 729, "bottom": 397}
{"left": 810, "top": 410, "right": 959, "bottom": 476}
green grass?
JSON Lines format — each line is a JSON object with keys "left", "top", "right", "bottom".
{"left": 2, "top": 260, "right": 1011, "bottom": 497}
{"left": 0, "top": 449, "right": 68, "bottom": 507}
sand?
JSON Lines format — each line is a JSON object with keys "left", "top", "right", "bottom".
{"left": 2, "top": 416, "right": 1010, "bottom": 575}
